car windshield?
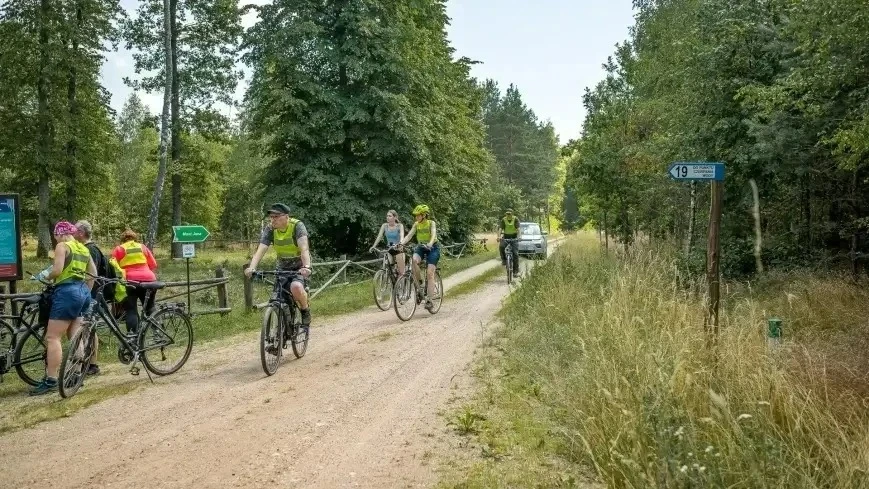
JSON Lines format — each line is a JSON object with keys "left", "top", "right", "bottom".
{"left": 520, "top": 223, "right": 542, "bottom": 236}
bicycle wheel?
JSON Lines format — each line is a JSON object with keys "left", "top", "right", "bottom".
{"left": 59, "top": 326, "right": 95, "bottom": 398}
{"left": 393, "top": 274, "right": 417, "bottom": 321}
{"left": 506, "top": 254, "right": 513, "bottom": 284}
{"left": 13, "top": 325, "right": 46, "bottom": 386}
{"left": 291, "top": 313, "right": 309, "bottom": 359}
{"left": 141, "top": 307, "right": 193, "bottom": 376}
{"left": 427, "top": 270, "right": 444, "bottom": 315}
{"left": 372, "top": 269, "right": 393, "bottom": 311}
{"left": 260, "top": 305, "right": 283, "bottom": 375}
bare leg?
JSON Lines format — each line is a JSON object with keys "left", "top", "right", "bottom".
{"left": 396, "top": 253, "right": 406, "bottom": 276}
{"left": 426, "top": 264, "right": 436, "bottom": 298}
{"left": 291, "top": 281, "right": 309, "bottom": 310}
{"left": 45, "top": 320, "right": 71, "bottom": 379}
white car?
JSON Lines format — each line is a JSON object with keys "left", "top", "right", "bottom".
{"left": 517, "top": 222, "right": 548, "bottom": 259}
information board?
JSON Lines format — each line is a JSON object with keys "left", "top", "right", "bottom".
{"left": 0, "top": 193, "right": 23, "bottom": 281}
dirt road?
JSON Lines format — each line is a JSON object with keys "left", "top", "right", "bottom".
{"left": 0, "top": 253, "right": 545, "bottom": 489}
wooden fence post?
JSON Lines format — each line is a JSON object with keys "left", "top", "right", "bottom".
{"left": 340, "top": 254, "right": 347, "bottom": 283}
{"left": 215, "top": 267, "right": 228, "bottom": 316}
{"left": 242, "top": 263, "right": 254, "bottom": 311}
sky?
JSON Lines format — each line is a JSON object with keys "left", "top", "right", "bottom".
{"left": 103, "top": 0, "right": 636, "bottom": 143}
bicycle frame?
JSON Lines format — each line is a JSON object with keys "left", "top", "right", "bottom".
{"left": 88, "top": 281, "right": 175, "bottom": 359}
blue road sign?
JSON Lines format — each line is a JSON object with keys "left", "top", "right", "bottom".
{"left": 668, "top": 162, "right": 725, "bottom": 181}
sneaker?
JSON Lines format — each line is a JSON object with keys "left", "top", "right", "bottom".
{"left": 29, "top": 377, "right": 58, "bottom": 396}
{"left": 425, "top": 300, "right": 435, "bottom": 312}
{"left": 86, "top": 364, "right": 101, "bottom": 376}
{"left": 300, "top": 308, "right": 312, "bottom": 326}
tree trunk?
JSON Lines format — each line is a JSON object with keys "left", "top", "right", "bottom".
{"left": 849, "top": 170, "right": 860, "bottom": 279}
{"left": 802, "top": 176, "right": 812, "bottom": 252}
{"left": 146, "top": 0, "right": 174, "bottom": 249}
{"left": 36, "top": 0, "right": 53, "bottom": 258}
{"left": 170, "top": 0, "right": 182, "bottom": 258}
{"left": 603, "top": 209, "right": 609, "bottom": 252}
{"left": 685, "top": 181, "right": 696, "bottom": 256}
{"left": 749, "top": 179, "right": 763, "bottom": 274}
{"left": 64, "top": 2, "right": 82, "bottom": 222}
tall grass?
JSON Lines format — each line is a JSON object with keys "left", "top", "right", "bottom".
{"left": 446, "top": 233, "right": 869, "bottom": 488}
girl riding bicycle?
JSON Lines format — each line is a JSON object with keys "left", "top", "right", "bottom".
{"left": 369, "top": 209, "right": 406, "bottom": 277}
{"left": 400, "top": 204, "right": 440, "bottom": 312}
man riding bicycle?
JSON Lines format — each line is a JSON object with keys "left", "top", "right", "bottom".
{"left": 245, "top": 203, "right": 314, "bottom": 326}
{"left": 499, "top": 208, "right": 520, "bottom": 274}
{"left": 400, "top": 204, "right": 439, "bottom": 312}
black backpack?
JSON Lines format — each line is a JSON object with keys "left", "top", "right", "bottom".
{"left": 85, "top": 242, "right": 120, "bottom": 301}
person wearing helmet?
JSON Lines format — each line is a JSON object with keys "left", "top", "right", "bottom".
{"left": 29, "top": 221, "right": 98, "bottom": 396}
{"left": 499, "top": 208, "right": 520, "bottom": 274}
{"left": 245, "top": 203, "right": 314, "bottom": 326}
{"left": 400, "top": 204, "right": 440, "bottom": 312}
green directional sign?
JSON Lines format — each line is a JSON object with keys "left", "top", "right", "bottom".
{"left": 173, "top": 225, "right": 210, "bottom": 243}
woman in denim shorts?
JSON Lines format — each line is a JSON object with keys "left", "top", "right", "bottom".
{"left": 30, "top": 221, "right": 97, "bottom": 396}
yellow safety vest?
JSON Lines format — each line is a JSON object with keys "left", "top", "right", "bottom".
{"left": 118, "top": 241, "right": 148, "bottom": 268}
{"left": 416, "top": 219, "right": 436, "bottom": 244}
{"left": 56, "top": 241, "right": 89, "bottom": 284}
{"left": 503, "top": 217, "right": 518, "bottom": 235}
{"left": 274, "top": 219, "right": 301, "bottom": 259}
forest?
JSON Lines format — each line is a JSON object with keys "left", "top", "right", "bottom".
{"left": 566, "top": 0, "right": 869, "bottom": 277}
{"left": 0, "top": 0, "right": 560, "bottom": 258}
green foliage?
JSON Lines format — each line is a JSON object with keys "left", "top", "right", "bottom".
{"left": 570, "top": 0, "right": 869, "bottom": 275}
{"left": 482, "top": 81, "right": 559, "bottom": 222}
{"left": 0, "top": 0, "right": 123, "bottom": 252}
{"left": 244, "top": 0, "right": 492, "bottom": 255}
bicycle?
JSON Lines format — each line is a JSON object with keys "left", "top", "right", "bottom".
{"left": 254, "top": 270, "right": 311, "bottom": 376}
{"left": 502, "top": 238, "right": 520, "bottom": 284}
{"left": 58, "top": 274, "right": 193, "bottom": 398}
{"left": 393, "top": 248, "right": 443, "bottom": 321}
{"left": 371, "top": 245, "right": 409, "bottom": 311}
{"left": 0, "top": 282, "right": 51, "bottom": 386}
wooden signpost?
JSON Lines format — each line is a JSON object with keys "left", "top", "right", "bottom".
{"left": 668, "top": 162, "right": 725, "bottom": 339}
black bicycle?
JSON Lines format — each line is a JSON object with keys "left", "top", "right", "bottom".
{"left": 371, "top": 245, "right": 409, "bottom": 311}
{"left": 254, "top": 270, "right": 311, "bottom": 376}
{"left": 502, "top": 238, "right": 520, "bottom": 285}
{"left": 58, "top": 274, "right": 193, "bottom": 398}
{"left": 0, "top": 283, "right": 51, "bottom": 386}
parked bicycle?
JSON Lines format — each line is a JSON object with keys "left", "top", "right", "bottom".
{"left": 502, "top": 238, "right": 520, "bottom": 284}
{"left": 58, "top": 273, "right": 193, "bottom": 398}
{"left": 0, "top": 282, "right": 51, "bottom": 386}
{"left": 253, "top": 270, "right": 311, "bottom": 376}
{"left": 392, "top": 252, "right": 443, "bottom": 321}
{"left": 371, "top": 245, "right": 409, "bottom": 311}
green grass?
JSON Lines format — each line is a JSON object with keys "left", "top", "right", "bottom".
{"left": 441, "top": 232, "right": 869, "bottom": 488}
{"left": 449, "top": 266, "right": 503, "bottom": 298}
{"left": 0, "top": 381, "right": 140, "bottom": 434}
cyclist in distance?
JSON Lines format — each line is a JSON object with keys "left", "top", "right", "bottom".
{"left": 499, "top": 208, "right": 520, "bottom": 275}
{"left": 245, "top": 203, "right": 314, "bottom": 326}
{"left": 30, "top": 221, "right": 97, "bottom": 395}
{"left": 369, "top": 209, "right": 406, "bottom": 277}
{"left": 400, "top": 204, "right": 440, "bottom": 312}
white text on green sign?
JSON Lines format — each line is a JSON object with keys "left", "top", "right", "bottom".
{"left": 173, "top": 225, "right": 210, "bottom": 243}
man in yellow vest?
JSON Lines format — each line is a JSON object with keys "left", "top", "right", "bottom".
{"left": 245, "top": 203, "right": 314, "bottom": 325}
{"left": 499, "top": 208, "right": 520, "bottom": 274}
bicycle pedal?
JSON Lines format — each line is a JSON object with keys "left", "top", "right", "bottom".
{"left": 130, "top": 366, "right": 140, "bottom": 376}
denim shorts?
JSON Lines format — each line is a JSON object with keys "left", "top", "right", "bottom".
{"left": 414, "top": 243, "right": 441, "bottom": 266}
{"left": 50, "top": 282, "right": 90, "bottom": 321}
